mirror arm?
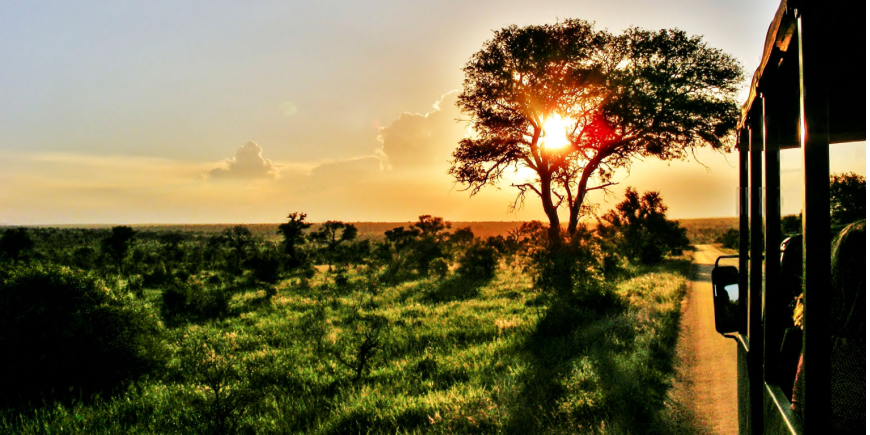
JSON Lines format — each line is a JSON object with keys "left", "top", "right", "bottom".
{"left": 722, "top": 333, "right": 740, "bottom": 342}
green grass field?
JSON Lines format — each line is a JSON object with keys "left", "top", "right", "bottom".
{"left": 0, "top": 251, "right": 692, "bottom": 435}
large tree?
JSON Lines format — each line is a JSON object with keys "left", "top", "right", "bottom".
{"left": 451, "top": 19, "right": 742, "bottom": 244}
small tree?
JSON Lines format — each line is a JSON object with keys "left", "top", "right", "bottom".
{"left": 220, "top": 225, "right": 255, "bottom": 274}
{"left": 102, "top": 226, "right": 137, "bottom": 273}
{"left": 598, "top": 188, "right": 690, "bottom": 264}
{"left": 410, "top": 215, "right": 452, "bottom": 275}
{"left": 277, "top": 212, "right": 312, "bottom": 269}
{"left": 449, "top": 226, "right": 475, "bottom": 250}
{"left": 309, "top": 221, "right": 358, "bottom": 267}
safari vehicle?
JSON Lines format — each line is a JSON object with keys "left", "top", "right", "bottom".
{"left": 709, "top": 0, "right": 865, "bottom": 434}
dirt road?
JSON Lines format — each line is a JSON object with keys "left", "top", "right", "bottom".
{"left": 666, "top": 244, "right": 739, "bottom": 434}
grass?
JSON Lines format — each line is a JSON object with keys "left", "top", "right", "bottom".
{"left": 1, "top": 254, "right": 693, "bottom": 434}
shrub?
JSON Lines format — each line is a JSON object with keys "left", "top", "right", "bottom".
{"left": 161, "top": 274, "right": 231, "bottom": 322}
{"left": 0, "top": 265, "right": 165, "bottom": 406}
{"left": 0, "top": 228, "right": 34, "bottom": 261}
{"left": 101, "top": 226, "right": 136, "bottom": 273}
{"left": 526, "top": 228, "right": 605, "bottom": 302}
{"left": 456, "top": 243, "right": 499, "bottom": 282}
{"left": 429, "top": 257, "right": 450, "bottom": 279}
{"left": 247, "top": 244, "right": 283, "bottom": 284}
{"left": 177, "top": 329, "right": 266, "bottom": 435}
{"left": 717, "top": 228, "right": 740, "bottom": 249}
{"left": 598, "top": 188, "right": 691, "bottom": 265}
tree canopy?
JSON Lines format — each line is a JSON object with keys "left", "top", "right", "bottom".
{"left": 830, "top": 172, "right": 866, "bottom": 227}
{"left": 451, "top": 19, "right": 743, "bottom": 243}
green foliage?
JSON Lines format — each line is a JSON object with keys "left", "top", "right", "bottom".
{"left": 277, "top": 212, "right": 313, "bottom": 270}
{"left": 717, "top": 228, "right": 740, "bottom": 249}
{"left": 246, "top": 242, "right": 283, "bottom": 284}
{"left": 161, "top": 273, "right": 231, "bottom": 323}
{"left": 1, "top": 224, "right": 694, "bottom": 434}
{"left": 448, "top": 226, "right": 475, "bottom": 249}
{"left": 378, "top": 216, "right": 454, "bottom": 281}
{"left": 0, "top": 228, "right": 34, "bottom": 262}
{"left": 309, "top": 221, "right": 359, "bottom": 266}
{"left": 456, "top": 242, "right": 499, "bottom": 282}
{"left": 527, "top": 227, "right": 606, "bottom": 301}
{"left": 429, "top": 257, "right": 450, "bottom": 279}
{"left": 219, "top": 225, "right": 255, "bottom": 274}
{"left": 599, "top": 187, "right": 691, "bottom": 264}
{"left": 175, "top": 328, "right": 267, "bottom": 435}
{"left": 830, "top": 172, "right": 866, "bottom": 227}
{"left": 101, "top": 226, "right": 136, "bottom": 273}
{"left": 0, "top": 264, "right": 165, "bottom": 406}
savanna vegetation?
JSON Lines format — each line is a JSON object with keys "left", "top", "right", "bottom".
{"left": 1, "top": 188, "right": 696, "bottom": 434}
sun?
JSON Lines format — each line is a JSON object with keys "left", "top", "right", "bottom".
{"left": 542, "top": 114, "right": 572, "bottom": 149}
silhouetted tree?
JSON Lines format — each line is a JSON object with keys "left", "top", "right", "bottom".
{"left": 410, "top": 215, "right": 452, "bottom": 275}
{"left": 220, "top": 225, "right": 254, "bottom": 273}
{"left": 598, "top": 188, "right": 690, "bottom": 264}
{"left": 0, "top": 228, "right": 34, "bottom": 262}
{"left": 830, "top": 172, "right": 866, "bottom": 227}
{"left": 277, "top": 212, "right": 312, "bottom": 269}
{"left": 102, "top": 226, "right": 137, "bottom": 273}
{"left": 309, "top": 221, "right": 358, "bottom": 267}
{"left": 451, "top": 20, "right": 742, "bottom": 244}
{"left": 449, "top": 226, "right": 475, "bottom": 250}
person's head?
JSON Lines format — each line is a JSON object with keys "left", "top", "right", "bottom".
{"left": 830, "top": 220, "right": 865, "bottom": 340}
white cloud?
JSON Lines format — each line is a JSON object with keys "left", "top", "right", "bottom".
{"left": 207, "top": 141, "right": 279, "bottom": 179}
{"left": 376, "top": 92, "right": 465, "bottom": 171}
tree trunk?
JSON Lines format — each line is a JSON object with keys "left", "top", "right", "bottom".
{"left": 567, "top": 153, "right": 606, "bottom": 236}
{"left": 540, "top": 173, "right": 563, "bottom": 246}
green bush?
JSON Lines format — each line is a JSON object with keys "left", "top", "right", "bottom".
{"left": 429, "top": 257, "right": 450, "bottom": 279}
{"left": 161, "top": 274, "right": 230, "bottom": 322}
{"left": 247, "top": 245, "right": 283, "bottom": 284}
{"left": 717, "top": 228, "right": 739, "bottom": 249}
{"left": 456, "top": 243, "right": 498, "bottom": 282}
{"left": 0, "top": 264, "right": 165, "bottom": 406}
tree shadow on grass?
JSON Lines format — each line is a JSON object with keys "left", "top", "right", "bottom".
{"left": 419, "top": 275, "right": 486, "bottom": 303}
{"left": 504, "top": 293, "right": 626, "bottom": 434}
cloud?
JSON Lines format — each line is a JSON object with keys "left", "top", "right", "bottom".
{"left": 208, "top": 141, "right": 279, "bottom": 180}
{"left": 376, "top": 92, "right": 466, "bottom": 170}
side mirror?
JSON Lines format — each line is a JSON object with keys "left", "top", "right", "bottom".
{"left": 712, "top": 261, "right": 740, "bottom": 334}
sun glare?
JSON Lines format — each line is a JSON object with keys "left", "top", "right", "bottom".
{"left": 542, "top": 114, "right": 572, "bottom": 149}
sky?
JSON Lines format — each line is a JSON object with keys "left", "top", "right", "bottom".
{"left": 0, "top": 0, "right": 864, "bottom": 224}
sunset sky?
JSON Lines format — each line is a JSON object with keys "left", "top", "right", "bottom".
{"left": 1, "top": 0, "right": 864, "bottom": 225}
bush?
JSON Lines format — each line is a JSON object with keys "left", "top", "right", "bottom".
{"left": 0, "top": 228, "right": 34, "bottom": 261}
{"left": 717, "top": 228, "right": 739, "bottom": 249}
{"left": 456, "top": 243, "right": 499, "bottom": 282}
{"left": 247, "top": 245, "right": 283, "bottom": 284}
{"left": 527, "top": 229, "right": 605, "bottom": 302}
{"left": 429, "top": 258, "right": 449, "bottom": 279}
{"left": 598, "top": 188, "right": 691, "bottom": 265}
{"left": 161, "top": 274, "right": 231, "bottom": 322}
{"left": 0, "top": 265, "right": 165, "bottom": 406}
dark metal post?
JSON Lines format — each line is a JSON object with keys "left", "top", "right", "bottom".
{"left": 748, "top": 106, "right": 765, "bottom": 435}
{"left": 797, "top": 6, "right": 832, "bottom": 430}
{"left": 762, "top": 91, "right": 782, "bottom": 383}
{"left": 738, "top": 128, "right": 750, "bottom": 337}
